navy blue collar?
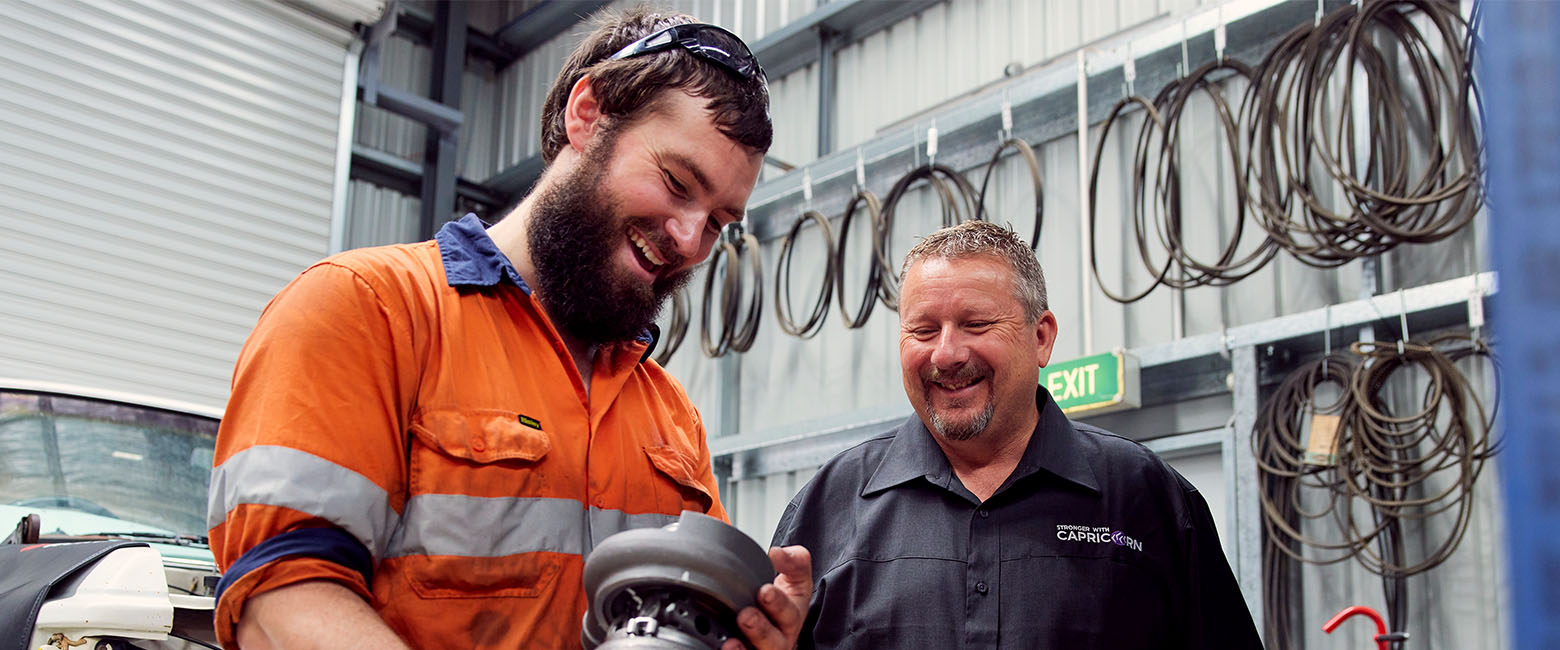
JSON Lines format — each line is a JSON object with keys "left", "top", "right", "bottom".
{"left": 435, "top": 214, "right": 531, "bottom": 293}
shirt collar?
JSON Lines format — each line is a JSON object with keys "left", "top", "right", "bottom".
{"left": 1013, "top": 387, "right": 1101, "bottom": 493}
{"left": 436, "top": 214, "right": 531, "bottom": 293}
{"left": 862, "top": 387, "right": 1101, "bottom": 497}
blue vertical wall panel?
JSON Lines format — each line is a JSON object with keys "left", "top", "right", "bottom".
{"left": 1483, "top": 2, "right": 1560, "bottom": 649}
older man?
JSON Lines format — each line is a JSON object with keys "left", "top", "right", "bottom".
{"left": 208, "top": 7, "right": 808, "bottom": 650}
{"left": 773, "top": 220, "right": 1261, "bottom": 649}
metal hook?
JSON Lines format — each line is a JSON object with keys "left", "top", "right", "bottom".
{"left": 1179, "top": 19, "right": 1190, "bottom": 78}
{"left": 802, "top": 166, "right": 813, "bottom": 210}
{"left": 854, "top": 146, "right": 866, "bottom": 194}
{"left": 1468, "top": 287, "right": 1485, "bottom": 344}
{"left": 1323, "top": 304, "right": 1332, "bottom": 376}
{"left": 927, "top": 120, "right": 939, "bottom": 167}
{"left": 1215, "top": 4, "right": 1227, "bottom": 64}
{"left": 1397, "top": 288, "right": 1409, "bottom": 354}
{"left": 1124, "top": 41, "right": 1136, "bottom": 97}
{"left": 1000, "top": 88, "right": 1014, "bottom": 142}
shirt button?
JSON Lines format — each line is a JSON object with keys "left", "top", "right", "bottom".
{"left": 978, "top": 509, "right": 989, "bottom": 519}
{"left": 976, "top": 581, "right": 988, "bottom": 594}
{"left": 470, "top": 437, "right": 486, "bottom": 452}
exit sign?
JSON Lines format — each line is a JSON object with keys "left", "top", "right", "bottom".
{"left": 1042, "top": 349, "right": 1141, "bottom": 415}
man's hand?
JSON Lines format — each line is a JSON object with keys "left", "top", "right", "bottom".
{"left": 724, "top": 545, "right": 812, "bottom": 650}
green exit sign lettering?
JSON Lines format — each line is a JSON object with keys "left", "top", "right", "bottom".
{"left": 1042, "top": 349, "right": 1141, "bottom": 415}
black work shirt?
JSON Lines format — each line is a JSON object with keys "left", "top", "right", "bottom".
{"left": 772, "top": 389, "right": 1263, "bottom": 650}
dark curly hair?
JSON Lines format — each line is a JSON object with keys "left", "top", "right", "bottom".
{"left": 538, "top": 5, "right": 772, "bottom": 164}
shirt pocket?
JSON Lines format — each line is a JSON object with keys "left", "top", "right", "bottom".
{"left": 406, "top": 408, "right": 552, "bottom": 496}
{"left": 401, "top": 409, "right": 562, "bottom": 599}
{"left": 399, "top": 554, "right": 564, "bottom": 599}
{"left": 642, "top": 444, "right": 715, "bottom": 514}
{"left": 409, "top": 408, "right": 550, "bottom": 464}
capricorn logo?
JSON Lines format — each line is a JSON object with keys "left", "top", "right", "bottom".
{"left": 1111, "top": 530, "right": 1143, "bottom": 552}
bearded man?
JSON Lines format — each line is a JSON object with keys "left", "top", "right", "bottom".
{"left": 207, "top": 8, "right": 809, "bottom": 650}
{"left": 772, "top": 220, "right": 1261, "bottom": 649}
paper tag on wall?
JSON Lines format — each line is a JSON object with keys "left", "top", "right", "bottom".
{"left": 1303, "top": 414, "right": 1342, "bottom": 466}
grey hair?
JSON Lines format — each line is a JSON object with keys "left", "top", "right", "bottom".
{"left": 901, "top": 220, "right": 1048, "bottom": 321}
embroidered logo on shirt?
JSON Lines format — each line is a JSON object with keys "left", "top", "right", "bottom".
{"left": 518, "top": 414, "right": 542, "bottom": 430}
{"left": 1056, "top": 523, "right": 1143, "bottom": 552}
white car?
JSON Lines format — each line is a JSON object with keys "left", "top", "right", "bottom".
{"left": 0, "top": 383, "right": 221, "bottom": 650}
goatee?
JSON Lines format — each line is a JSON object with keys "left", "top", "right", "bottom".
{"left": 923, "top": 363, "right": 996, "bottom": 441}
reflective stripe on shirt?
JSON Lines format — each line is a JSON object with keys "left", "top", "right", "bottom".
{"left": 212, "top": 445, "right": 678, "bottom": 561}
{"left": 208, "top": 445, "right": 398, "bottom": 558}
{"left": 385, "top": 495, "right": 676, "bottom": 558}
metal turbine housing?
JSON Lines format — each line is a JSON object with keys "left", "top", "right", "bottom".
{"left": 582, "top": 511, "right": 773, "bottom": 649}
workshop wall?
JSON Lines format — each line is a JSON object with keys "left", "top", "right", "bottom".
{"left": 345, "top": 2, "right": 1502, "bottom": 648}
{"left": 0, "top": 0, "right": 358, "bottom": 412}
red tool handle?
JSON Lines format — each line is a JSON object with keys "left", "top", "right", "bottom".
{"left": 1322, "top": 605, "right": 1389, "bottom": 650}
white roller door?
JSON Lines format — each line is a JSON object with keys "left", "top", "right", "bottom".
{"left": 0, "top": 0, "right": 358, "bottom": 412}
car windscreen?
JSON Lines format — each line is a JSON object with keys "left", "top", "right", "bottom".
{"left": 0, "top": 390, "right": 218, "bottom": 538}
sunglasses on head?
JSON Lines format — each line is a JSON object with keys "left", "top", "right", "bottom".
{"left": 606, "top": 23, "right": 765, "bottom": 81}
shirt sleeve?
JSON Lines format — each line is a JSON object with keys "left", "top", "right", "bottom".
{"left": 207, "top": 260, "right": 423, "bottom": 647}
{"left": 1178, "top": 487, "right": 1265, "bottom": 650}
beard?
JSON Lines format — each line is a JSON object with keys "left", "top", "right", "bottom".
{"left": 922, "top": 362, "right": 997, "bottom": 441}
{"left": 527, "top": 134, "right": 695, "bottom": 344}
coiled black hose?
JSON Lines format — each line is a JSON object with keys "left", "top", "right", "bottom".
{"left": 1254, "top": 332, "right": 1497, "bottom": 649}
{"left": 653, "top": 286, "right": 689, "bottom": 366}
{"left": 834, "top": 188, "right": 886, "bottom": 330}
{"left": 975, "top": 137, "right": 1045, "bottom": 250}
{"left": 700, "top": 230, "right": 764, "bottom": 356}
{"left": 774, "top": 210, "right": 838, "bottom": 339}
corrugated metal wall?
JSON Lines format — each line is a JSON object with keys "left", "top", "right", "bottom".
{"left": 0, "top": 0, "right": 354, "bottom": 412}
{"left": 352, "top": 1, "right": 1502, "bottom": 647}
{"left": 459, "top": 0, "right": 818, "bottom": 180}
{"left": 832, "top": 0, "right": 1201, "bottom": 149}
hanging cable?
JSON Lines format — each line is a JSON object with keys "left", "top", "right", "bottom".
{"left": 1077, "top": 0, "right": 1482, "bottom": 303}
{"left": 700, "top": 225, "right": 764, "bottom": 357}
{"left": 1254, "top": 330, "right": 1498, "bottom": 649}
{"left": 1244, "top": 0, "right": 1482, "bottom": 268}
{"left": 774, "top": 210, "right": 838, "bottom": 339}
{"left": 975, "top": 137, "right": 1045, "bottom": 250}
{"left": 728, "top": 230, "right": 764, "bottom": 353}
{"left": 877, "top": 163, "right": 981, "bottom": 311}
{"left": 653, "top": 286, "right": 689, "bottom": 366}
{"left": 834, "top": 188, "right": 884, "bottom": 329}
{"left": 1254, "top": 351, "right": 1357, "bottom": 650}
{"left": 1150, "top": 58, "right": 1280, "bottom": 289}
{"left": 699, "top": 238, "right": 740, "bottom": 358}
{"left": 1088, "top": 94, "right": 1173, "bottom": 303}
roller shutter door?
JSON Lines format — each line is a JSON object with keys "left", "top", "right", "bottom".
{"left": 0, "top": 0, "right": 358, "bottom": 412}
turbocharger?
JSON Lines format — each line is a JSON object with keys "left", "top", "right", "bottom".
{"left": 582, "top": 511, "right": 773, "bottom": 649}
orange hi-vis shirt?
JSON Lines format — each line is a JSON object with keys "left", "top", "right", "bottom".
{"left": 208, "top": 215, "right": 726, "bottom": 649}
